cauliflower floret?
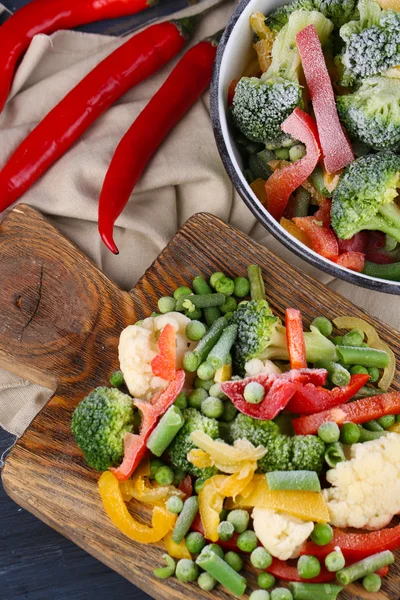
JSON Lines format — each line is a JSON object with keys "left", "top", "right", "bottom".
{"left": 119, "top": 312, "right": 196, "bottom": 401}
{"left": 245, "top": 358, "right": 282, "bottom": 377}
{"left": 323, "top": 433, "right": 400, "bottom": 530}
{"left": 252, "top": 508, "right": 314, "bottom": 561}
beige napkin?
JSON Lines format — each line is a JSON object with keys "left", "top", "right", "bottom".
{"left": 0, "top": 0, "right": 399, "bottom": 437}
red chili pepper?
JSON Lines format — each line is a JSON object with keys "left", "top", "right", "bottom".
{"left": 296, "top": 25, "right": 354, "bottom": 174}
{"left": 265, "top": 108, "right": 321, "bottom": 221}
{"left": 292, "top": 390, "right": 400, "bottom": 435}
{"left": 151, "top": 324, "right": 177, "bottom": 381}
{"left": 335, "top": 251, "right": 365, "bottom": 272}
{"left": 221, "top": 369, "right": 327, "bottom": 420}
{"left": 287, "top": 373, "right": 370, "bottom": 415}
{"left": 0, "top": 0, "right": 158, "bottom": 114}
{"left": 0, "top": 17, "right": 201, "bottom": 211}
{"left": 285, "top": 309, "right": 307, "bottom": 370}
{"left": 301, "top": 525, "right": 400, "bottom": 563}
{"left": 98, "top": 32, "right": 220, "bottom": 253}
{"left": 266, "top": 558, "right": 335, "bottom": 583}
{"left": 111, "top": 369, "right": 185, "bottom": 480}
{"left": 293, "top": 216, "right": 339, "bottom": 261}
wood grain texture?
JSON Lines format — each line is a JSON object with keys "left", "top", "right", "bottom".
{"left": 1, "top": 204, "right": 399, "bottom": 600}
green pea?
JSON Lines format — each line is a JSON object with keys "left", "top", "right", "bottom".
{"left": 188, "top": 388, "right": 208, "bottom": 409}
{"left": 186, "top": 320, "right": 206, "bottom": 341}
{"left": 376, "top": 414, "right": 395, "bottom": 429}
{"left": 297, "top": 555, "right": 321, "bottom": 579}
{"left": 237, "top": 530, "right": 258, "bottom": 552}
{"left": 174, "top": 392, "right": 188, "bottom": 410}
{"left": 258, "top": 572, "right": 275, "bottom": 589}
{"left": 274, "top": 147, "right": 290, "bottom": 160}
{"left": 318, "top": 422, "right": 340, "bottom": 444}
{"left": 197, "top": 361, "right": 216, "bottom": 381}
{"left": 332, "top": 335, "right": 343, "bottom": 346}
{"left": 311, "top": 317, "right": 333, "bottom": 337}
{"left": 149, "top": 458, "right": 165, "bottom": 479}
{"left": 218, "top": 521, "right": 235, "bottom": 542}
{"left": 325, "top": 550, "right": 345, "bottom": 572}
{"left": 250, "top": 591, "right": 270, "bottom": 600}
{"left": 244, "top": 381, "right": 265, "bottom": 404}
{"left": 342, "top": 329, "right": 364, "bottom": 347}
{"left": 251, "top": 547, "right": 273, "bottom": 569}
{"left": 175, "top": 559, "right": 199, "bottom": 582}
{"left": 194, "top": 479, "right": 205, "bottom": 494}
{"left": 271, "top": 588, "right": 293, "bottom": 600}
{"left": 363, "top": 573, "right": 382, "bottom": 593}
{"left": 155, "top": 466, "right": 174, "bottom": 486}
{"left": 197, "top": 572, "right": 217, "bottom": 591}
{"left": 350, "top": 365, "right": 369, "bottom": 375}
{"left": 201, "top": 396, "right": 224, "bottom": 419}
{"left": 227, "top": 509, "right": 249, "bottom": 533}
{"left": 185, "top": 307, "right": 202, "bottom": 321}
{"left": 194, "top": 377, "right": 214, "bottom": 391}
{"left": 166, "top": 496, "right": 184, "bottom": 514}
{"left": 174, "top": 286, "right": 192, "bottom": 300}
{"left": 368, "top": 367, "right": 380, "bottom": 382}
{"left": 210, "top": 272, "right": 225, "bottom": 288}
{"left": 183, "top": 351, "right": 199, "bottom": 372}
{"left": 209, "top": 383, "right": 227, "bottom": 399}
{"left": 185, "top": 532, "right": 206, "bottom": 554}
{"left": 340, "top": 422, "right": 361, "bottom": 445}
{"left": 109, "top": 370, "right": 124, "bottom": 387}
{"left": 234, "top": 277, "right": 250, "bottom": 298}
{"left": 215, "top": 276, "right": 235, "bottom": 296}
{"left": 224, "top": 551, "right": 243, "bottom": 572}
{"left": 221, "top": 400, "right": 238, "bottom": 422}
{"left": 311, "top": 523, "right": 333, "bottom": 546}
{"left": 221, "top": 296, "right": 237, "bottom": 314}
{"left": 158, "top": 296, "right": 176, "bottom": 314}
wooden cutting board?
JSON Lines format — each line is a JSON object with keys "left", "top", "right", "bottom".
{"left": 1, "top": 204, "right": 399, "bottom": 600}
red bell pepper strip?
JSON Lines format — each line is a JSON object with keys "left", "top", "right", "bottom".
{"left": 151, "top": 324, "right": 177, "bottom": 381}
{"left": 0, "top": 0, "right": 158, "bottom": 114}
{"left": 266, "top": 558, "right": 335, "bottom": 583}
{"left": 338, "top": 232, "right": 368, "bottom": 254}
{"left": 178, "top": 475, "right": 193, "bottom": 499}
{"left": 296, "top": 25, "right": 354, "bottom": 174}
{"left": 293, "top": 216, "right": 339, "bottom": 261}
{"left": 292, "top": 390, "right": 400, "bottom": 435}
{"left": 265, "top": 108, "right": 321, "bottom": 221}
{"left": 0, "top": 16, "right": 203, "bottom": 212}
{"left": 335, "top": 251, "right": 365, "bottom": 272}
{"left": 285, "top": 309, "right": 307, "bottom": 370}
{"left": 287, "top": 373, "right": 370, "bottom": 415}
{"left": 98, "top": 32, "right": 220, "bottom": 253}
{"left": 221, "top": 369, "right": 327, "bottom": 420}
{"left": 111, "top": 369, "right": 185, "bottom": 480}
{"left": 313, "top": 199, "right": 332, "bottom": 228}
{"left": 301, "top": 525, "right": 400, "bottom": 563}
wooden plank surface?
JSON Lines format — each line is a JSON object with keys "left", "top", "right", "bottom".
{"left": 1, "top": 204, "right": 399, "bottom": 600}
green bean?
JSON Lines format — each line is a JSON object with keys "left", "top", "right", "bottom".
{"left": 363, "top": 419, "right": 383, "bottom": 432}
{"left": 275, "top": 147, "right": 290, "bottom": 160}
{"left": 196, "top": 547, "right": 247, "bottom": 597}
{"left": 324, "top": 550, "right": 345, "bottom": 572}
{"left": 336, "top": 551, "right": 394, "bottom": 585}
{"left": 154, "top": 554, "right": 176, "bottom": 579}
{"left": 336, "top": 345, "right": 389, "bottom": 369}
{"left": 172, "top": 496, "right": 199, "bottom": 544}
{"left": 192, "top": 316, "right": 228, "bottom": 365}
{"left": 207, "top": 324, "right": 238, "bottom": 370}
{"left": 234, "top": 276, "right": 250, "bottom": 298}
{"left": 363, "top": 261, "right": 400, "bottom": 281}
{"left": 266, "top": 471, "right": 321, "bottom": 492}
{"left": 315, "top": 360, "right": 351, "bottom": 387}
{"left": 176, "top": 293, "right": 225, "bottom": 312}
{"left": 192, "top": 276, "right": 222, "bottom": 325}
{"left": 358, "top": 426, "right": 388, "bottom": 443}
{"left": 377, "top": 414, "right": 395, "bottom": 429}
{"left": 204, "top": 306, "right": 222, "bottom": 326}
{"left": 197, "top": 361, "right": 216, "bottom": 380}
{"left": 325, "top": 442, "right": 345, "bottom": 468}
{"left": 218, "top": 521, "right": 235, "bottom": 541}
{"left": 293, "top": 187, "right": 311, "bottom": 217}
{"left": 248, "top": 265, "right": 265, "bottom": 301}
{"left": 363, "top": 573, "right": 382, "bottom": 592}
{"left": 354, "top": 386, "right": 387, "bottom": 399}
{"left": 289, "top": 583, "right": 343, "bottom": 600}
{"left": 146, "top": 406, "right": 184, "bottom": 457}
{"left": 290, "top": 143, "right": 307, "bottom": 162}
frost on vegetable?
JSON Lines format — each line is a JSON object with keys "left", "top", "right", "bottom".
{"left": 252, "top": 508, "right": 314, "bottom": 560}
{"left": 323, "top": 433, "right": 400, "bottom": 529}
{"left": 119, "top": 312, "right": 196, "bottom": 400}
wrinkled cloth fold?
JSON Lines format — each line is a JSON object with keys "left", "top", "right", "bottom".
{"left": 0, "top": 1, "right": 398, "bottom": 437}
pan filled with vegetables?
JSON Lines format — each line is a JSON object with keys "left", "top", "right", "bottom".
{"left": 211, "top": 0, "right": 400, "bottom": 292}
{"left": 71, "top": 264, "right": 400, "bottom": 599}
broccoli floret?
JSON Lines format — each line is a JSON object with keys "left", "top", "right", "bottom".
{"left": 71, "top": 387, "right": 135, "bottom": 471}
{"left": 168, "top": 408, "right": 219, "bottom": 479}
{"left": 338, "top": 1, "right": 400, "bottom": 85}
{"left": 337, "top": 77, "right": 400, "bottom": 151}
{"left": 331, "top": 152, "right": 400, "bottom": 241}
{"left": 230, "top": 414, "right": 325, "bottom": 473}
{"left": 267, "top": 0, "right": 358, "bottom": 31}
{"left": 232, "top": 10, "right": 333, "bottom": 143}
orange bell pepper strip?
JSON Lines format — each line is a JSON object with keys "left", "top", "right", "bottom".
{"left": 98, "top": 471, "right": 176, "bottom": 543}
{"left": 285, "top": 308, "right": 307, "bottom": 370}
{"left": 151, "top": 323, "right": 176, "bottom": 380}
{"left": 280, "top": 217, "right": 313, "bottom": 248}
{"left": 119, "top": 474, "right": 184, "bottom": 505}
{"left": 265, "top": 108, "right": 321, "bottom": 221}
{"left": 111, "top": 369, "right": 185, "bottom": 481}
{"left": 296, "top": 25, "right": 354, "bottom": 174}
{"left": 292, "top": 391, "right": 400, "bottom": 435}
{"left": 334, "top": 251, "right": 365, "bottom": 273}
{"left": 293, "top": 216, "right": 339, "bottom": 261}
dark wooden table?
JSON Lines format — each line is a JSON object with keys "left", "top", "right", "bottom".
{"left": 0, "top": 1, "right": 188, "bottom": 597}
{"left": 0, "top": 428, "right": 151, "bottom": 600}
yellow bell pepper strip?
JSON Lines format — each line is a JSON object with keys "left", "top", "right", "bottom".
{"left": 241, "top": 56, "right": 261, "bottom": 78}
{"left": 111, "top": 369, "right": 185, "bottom": 481}
{"left": 198, "top": 475, "right": 227, "bottom": 542}
{"left": 388, "top": 422, "right": 400, "bottom": 434}
{"left": 250, "top": 11, "right": 275, "bottom": 41}
{"left": 119, "top": 475, "right": 184, "bottom": 505}
{"left": 190, "top": 431, "right": 266, "bottom": 465}
{"left": 280, "top": 217, "right": 313, "bottom": 249}
{"left": 333, "top": 317, "right": 395, "bottom": 390}
{"left": 250, "top": 178, "right": 268, "bottom": 205}
{"left": 214, "top": 363, "right": 232, "bottom": 383}
{"left": 163, "top": 531, "right": 192, "bottom": 559}
{"left": 98, "top": 471, "right": 176, "bottom": 543}
{"left": 218, "top": 462, "right": 257, "bottom": 500}
{"left": 253, "top": 39, "right": 273, "bottom": 73}
{"left": 226, "top": 475, "right": 330, "bottom": 523}
{"left": 322, "top": 166, "right": 341, "bottom": 194}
